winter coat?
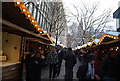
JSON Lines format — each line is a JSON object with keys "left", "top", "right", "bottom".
{"left": 76, "top": 63, "right": 88, "bottom": 79}
{"left": 57, "top": 49, "right": 65, "bottom": 62}
{"left": 64, "top": 51, "right": 77, "bottom": 69}
{"left": 25, "top": 53, "right": 35, "bottom": 71}
{"left": 25, "top": 53, "right": 45, "bottom": 81}
{"left": 46, "top": 51, "right": 58, "bottom": 64}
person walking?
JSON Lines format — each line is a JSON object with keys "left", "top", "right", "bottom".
{"left": 64, "top": 47, "right": 77, "bottom": 81}
{"left": 56, "top": 45, "right": 65, "bottom": 76}
{"left": 76, "top": 54, "right": 99, "bottom": 81}
{"left": 46, "top": 48, "right": 58, "bottom": 79}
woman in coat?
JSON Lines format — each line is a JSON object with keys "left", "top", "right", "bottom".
{"left": 46, "top": 48, "right": 58, "bottom": 79}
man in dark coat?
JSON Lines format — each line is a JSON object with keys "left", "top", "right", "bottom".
{"left": 76, "top": 54, "right": 99, "bottom": 80}
{"left": 25, "top": 49, "right": 45, "bottom": 81}
{"left": 64, "top": 47, "right": 77, "bottom": 81}
{"left": 32, "top": 51, "right": 45, "bottom": 81}
{"left": 56, "top": 45, "right": 65, "bottom": 76}
{"left": 24, "top": 48, "right": 35, "bottom": 81}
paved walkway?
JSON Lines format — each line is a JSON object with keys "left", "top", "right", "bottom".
{"left": 41, "top": 59, "right": 81, "bottom": 80}
{"left": 23, "top": 59, "right": 81, "bottom": 81}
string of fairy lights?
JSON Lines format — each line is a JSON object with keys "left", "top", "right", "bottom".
{"left": 79, "top": 34, "right": 119, "bottom": 49}
{"left": 14, "top": 0, "right": 54, "bottom": 44}
{"left": 14, "top": 0, "right": 43, "bottom": 33}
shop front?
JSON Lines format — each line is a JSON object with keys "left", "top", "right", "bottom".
{"left": 1, "top": 1, "right": 54, "bottom": 80}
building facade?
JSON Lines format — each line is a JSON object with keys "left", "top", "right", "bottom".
{"left": 113, "top": 1, "right": 120, "bottom": 32}
{"left": 23, "top": 0, "right": 52, "bottom": 33}
{"left": 23, "top": 0, "right": 68, "bottom": 46}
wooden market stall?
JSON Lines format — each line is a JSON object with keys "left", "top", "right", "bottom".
{"left": 1, "top": 1, "right": 54, "bottom": 80}
{"left": 91, "top": 33, "right": 120, "bottom": 51}
{"left": 98, "top": 33, "right": 120, "bottom": 50}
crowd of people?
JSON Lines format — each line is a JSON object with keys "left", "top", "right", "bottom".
{"left": 24, "top": 45, "right": 76, "bottom": 81}
{"left": 24, "top": 45, "right": 120, "bottom": 81}
{"left": 76, "top": 48, "right": 120, "bottom": 81}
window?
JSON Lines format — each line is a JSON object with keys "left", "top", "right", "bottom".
{"left": 116, "top": 19, "right": 120, "bottom": 28}
{"left": 42, "top": 18, "right": 45, "bottom": 29}
{"left": 33, "top": 7, "right": 37, "bottom": 19}
{"left": 38, "top": 12, "right": 41, "bottom": 25}
{"left": 119, "top": 17, "right": 120, "bottom": 28}
{"left": 40, "top": 15, "right": 43, "bottom": 28}
{"left": 40, "top": 2, "right": 43, "bottom": 11}
{"left": 37, "top": 11, "right": 40, "bottom": 23}
{"left": 42, "top": 2, "right": 45, "bottom": 12}
{"left": 28, "top": 3, "right": 33, "bottom": 15}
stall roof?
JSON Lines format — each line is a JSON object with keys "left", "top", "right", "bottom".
{"left": 42, "top": 33, "right": 54, "bottom": 44}
{"left": 94, "top": 39, "right": 100, "bottom": 44}
{"left": 2, "top": 2, "right": 36, "bottom": 31}
{"left": 105, "top": 32, "right": 120, "bottom": 36}
{"left": 90, "top": 41, "right": 96, "bottom": 46}
{"left": 1, "top": 19, "right": 53, "bottom": 44}
{"left": 87, "top": 42, "right": 92, "bottom": 46}
{"left": 98, "top": 33, "right": 119, "bottom": 44}
{"left": 2, "top": 2, "right": 54, "bottom": 44}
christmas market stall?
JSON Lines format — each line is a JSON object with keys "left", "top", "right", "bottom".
{"left": 1, "top": 1, "right": 54, "bottom": 80}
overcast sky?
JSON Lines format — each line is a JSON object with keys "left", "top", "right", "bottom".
{"left": 63, "top": 0, "right": 120, "bottom": 13}
{"left": 63, "top": 0, "right": 120, "bottom": 30}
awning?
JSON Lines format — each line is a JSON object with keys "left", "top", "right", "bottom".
{"left": 2, "top": 2, "right": 54, "bottom": 44}
{"left": 1, "top": 19, "right": 53, "bottom": 44}
{"left": 105, "top": 39, "right": 120, "bottom": 47}
{"left": 98, "top": 34, "right": 119, "bottom": 44}
{"left": 42, "top": 33, "right": 54, "bottom": 44}
{"left": 2, "top": 2, "right": 36, "bottom": 31}
{"left": 113, "top": 7, "right": 120, "bottom": 18}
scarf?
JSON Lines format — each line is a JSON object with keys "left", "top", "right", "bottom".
{"left": 86, "top": 63, "right": 95, "bottom": 79}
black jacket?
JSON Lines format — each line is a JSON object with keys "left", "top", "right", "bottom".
{"left": 64, "top": 51, "right": 77, "bottom": 69}
{"left": 57, "top": 49, "right": 65, "bottom": 62}
{"left": 25, "top": 53, "right": 35, "bottom": 71}
{"left": 76, "top": 63, "right": 88, "bottom": 79}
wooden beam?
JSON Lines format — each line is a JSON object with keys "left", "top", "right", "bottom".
{"left": 105, "top": 39, "right": 120, "bottom": 45}
{"left": 0, "top": 18, "right": 49, "bottom": 41}
{"left": 26, "top": 37, "right": 49, "bottom": 45}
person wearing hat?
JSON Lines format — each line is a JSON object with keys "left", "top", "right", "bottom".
{"left": 64, "top": 47, "right": 77, "bottom": 81}
{"left": 56, "top": 45, "right": 66, "bottom": 76}
{"left": 77, "top": 54, "right": 100, "bottom": 80}
{"left": 31, "top": 50, "right": 45, "bottom": 81}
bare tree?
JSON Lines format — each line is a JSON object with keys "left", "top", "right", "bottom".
{"left": 49, "top": 2, "right": 69, "bottom": 45}
{"left": 69, "top": 0, "right": 112, "bottom": 45}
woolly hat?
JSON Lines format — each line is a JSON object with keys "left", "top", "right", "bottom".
{"left": 68, "top": 47, "right": 72, "bottom": 51}
{"left": 86, "top": 54, "right": 96, "bottom": 62}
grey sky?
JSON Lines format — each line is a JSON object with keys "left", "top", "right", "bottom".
{"left": 63, "top": 0, "right": 120, "bottom": 30}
